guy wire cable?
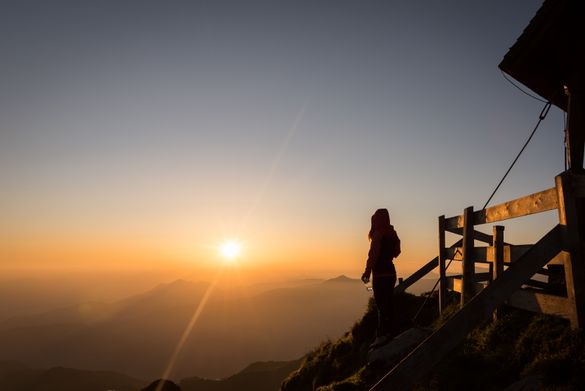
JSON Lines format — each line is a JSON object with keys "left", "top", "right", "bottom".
{"left": 482, "top": 101, "right": 551, "bottom": 210}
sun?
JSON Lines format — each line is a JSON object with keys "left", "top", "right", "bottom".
{"left": 219, "top": 240, "right": 242, "bottom": 262}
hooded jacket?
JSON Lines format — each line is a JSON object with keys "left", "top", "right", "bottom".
{"left": 365, "top": 225, "right": 399, "bottom": 277}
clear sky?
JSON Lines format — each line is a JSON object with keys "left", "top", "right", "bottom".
{"left": 0, "top": 0, "right": 565, "bottom": 281}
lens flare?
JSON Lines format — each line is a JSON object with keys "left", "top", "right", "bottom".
{"left": 220, "top": 240, "right": 241, "bottom": 261}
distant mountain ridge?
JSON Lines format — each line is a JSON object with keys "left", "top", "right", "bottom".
{"left": 180, "top": 359, "right": 302, "bottom": 391}
{"left": 0, "top": 358, "right": 302, "bottom": 391}
{"left": 0, "top": 360, "right": 146, "bottom": 391}
{"left": 0, "top": 276, "right": 369, "bottom": 380}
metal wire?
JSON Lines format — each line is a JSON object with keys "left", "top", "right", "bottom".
{"left": 411, "top": 250, "right": 461, "bottom": 324}
{"left": 481, "top": 101, "right": 551, "bottom": 210}
{"left": 500, "top": 70, "right": 549, "bottom": 103}
{"left": 411, "top": 101, "right": 553, "bottom": 323}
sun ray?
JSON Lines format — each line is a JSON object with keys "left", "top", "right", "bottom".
{"left": 155, "top": 269, "right": 223, "bottom": 391}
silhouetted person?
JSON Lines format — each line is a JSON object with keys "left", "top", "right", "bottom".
{"left": 361, "top": 208, "right": 400, "bottom": 349}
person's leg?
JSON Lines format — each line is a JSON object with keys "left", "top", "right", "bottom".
{"left": 372, "top": 275, "right": 384, "bottom": 337}
{"left": 386, "top": 274, "right": 397, "bottom": 336}
{"left": 372, "top": 275, "right": 395, "bottom": 337}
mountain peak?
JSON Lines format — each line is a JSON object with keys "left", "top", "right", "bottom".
{"left": 168, "top": 278, "right": 191, "bottom": 286}
{"left": 325, "top": 275, "right": 356, "bottom": 283}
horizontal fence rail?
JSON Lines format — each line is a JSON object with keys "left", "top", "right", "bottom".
{"left": 395, "top": 240, "right": 464, "bottom": 294}
{"left": 445, "top": 187, "right": 558, "bottom": 229}
{"left": 444, "top": 227, "right": 494, "bottom": 244}
{"left": 444, "top": 244, "right": 552, "bottom": 264}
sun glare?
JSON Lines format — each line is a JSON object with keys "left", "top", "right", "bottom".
{"left": 219, "top": 240, "right": 242, "bottom": 262}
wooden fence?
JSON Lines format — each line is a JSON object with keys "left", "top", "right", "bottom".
{"left": 374, "top": 171, "right": 585, "bottom": 391}
{"left": 436, "top": 173, "right": 585, "bottom": 326}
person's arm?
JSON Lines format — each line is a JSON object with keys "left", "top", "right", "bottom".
{"left": 362, "top": 232, "right": 381, "bottom": 282}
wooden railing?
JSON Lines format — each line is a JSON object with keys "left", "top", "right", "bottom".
{"left": 395, "top": 188, "right": 560, "bottom": 307}
{"left": 372, "top": 224, "right": 566, "bottom": 391}
{"left": 371, "top": 171, "right": 585, "bottom": 391}
{"left": 443, "top": 187, "right": 559, "bottom": 229}
{"left": 437, "top": 181, "right": 579, "bottom": 322}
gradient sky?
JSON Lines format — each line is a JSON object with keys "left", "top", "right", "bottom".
{"left": 0, "top": 0, "right": 565, "bottom": 280}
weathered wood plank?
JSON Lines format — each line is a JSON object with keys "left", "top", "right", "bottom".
{"left": 444, "top": 246, "right": 459, "bottom": 260}
{"left": 447, "top": 273, "right": 491, "bottom": 293}
{"left": 444, "top": 188, "right": 558, "bottom": 229}
{"left": 474, "top": 272, "right": 491, "bottom": 282}
{"left": 446, "top": 277, "right": 458, "bottom": 293}
{"left": 447, "top": 246, "right": 487, "bottom": 262}
{"left": 522, "top": 279, "right": 549, "bottom": 290}
{"left": 445, "top": 215, "right": 464, "bottom": 230}
{"left": 493, "top": 226, "right": 505, "bottom": 281}
{"left": 394, "top": 258, "right": 437, "bottom": 295}
{"left": 566, "top": 86, "right": 585, "bottom": 171}
{"left": 445, "top": 244, "right": 534, "bottom": 264}
{"left": 545, "top": 251, "right": 567, "bottom": 266}
{"left": 507, "top": 289, "right": 574, "bottom": 320}
{"left": 475, "top": 188, "right": 558, "bottom": 224}
{"left": 556, "top": 172, "right": 585, "bottom": 328}
{"left": 370, "top": 225, "right": 563, "bottom": 391}
{"left": 395, "top": 240, "right": 463, "bottom": 294}
{"left": 486, "top": 244, "right": 532, "bottom": 264}
{"left": 461, "top": 206, "right": 475, "bottom": 306}
{"left": 446, "top": 246, "right": 483, "bottom": 262}
{"left": 445, "top": 227, "right": 493, "bottom": 244}
{"left": 508, "top": 245, "right": 532, "bottom": 263}
{"left": 446, "top": 278, "right": 486, "bottom": 294}
{"left": 438, "top": 215, "right": 448, "bottom": 312}
{"left": 535, "top": 267, "right": 554, "bottom": 276}
{"left": 493, "top": 226, "right": 504, "bottom": 320}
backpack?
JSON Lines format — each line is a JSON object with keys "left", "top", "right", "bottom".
{"left": 393, "top": 233, "right": 401, "bottom": 258}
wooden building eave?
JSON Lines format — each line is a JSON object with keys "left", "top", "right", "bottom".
{"left": 499, "top": 0, "right": 584, "bottom": 111}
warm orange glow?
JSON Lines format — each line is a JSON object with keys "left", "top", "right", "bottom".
{"left": 219, "top": 240, "right": 242, "bottom": 262}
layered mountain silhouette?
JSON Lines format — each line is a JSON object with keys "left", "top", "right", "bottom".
{"left": 180, "top": 359, "right": 302, "bottom": 391}
{"left": 0, "top": 360, "right": 146, "bottom": 391}
{"left": 0, "top": 279, "right": 81, "bottom": 322}
{"left": 0, "top": 358, "right": 301, "bottom": 391}
{"left": 0, "top": 276, "right": 368, "bottom": 380}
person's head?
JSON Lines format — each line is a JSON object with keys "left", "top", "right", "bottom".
{"left": 368, "top": 208, "right": 391, "bottom": 240}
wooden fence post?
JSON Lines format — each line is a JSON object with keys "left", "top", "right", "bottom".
{"left": 556, "top": 172, "right": 585, "bottom": 328}
{"left": 493, "top": 225, "right": 505, "bottom": 280}
{"left": 438, "top": 215, "right": 447, "bottom": 312}
{"left": 461, "top": 206, "right": 475, "bottom": 307}
{"left": 492, "top": 225, "right": 504, "bottom": 320}
{"left": 565, "top": 84, "right": 584, "bottom": 172}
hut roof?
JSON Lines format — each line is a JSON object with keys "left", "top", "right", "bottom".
{"left": 499, "top": 0, "right": 584, "bottom": 111}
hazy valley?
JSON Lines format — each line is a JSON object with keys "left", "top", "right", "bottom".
{"left": 0, "top": 275, "right": 372, "bottom": 380}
